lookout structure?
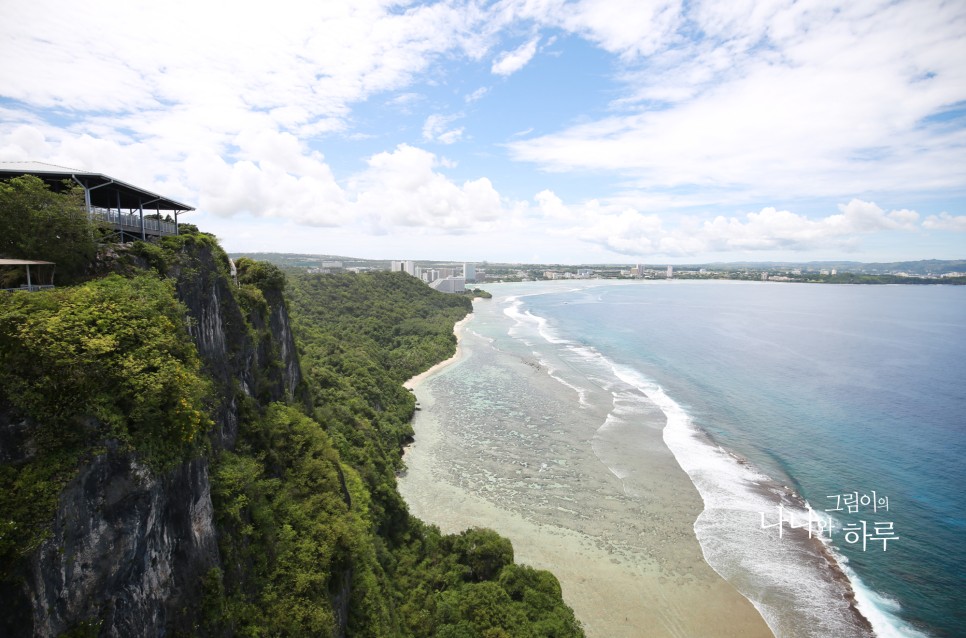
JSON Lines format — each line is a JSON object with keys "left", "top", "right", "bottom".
{"left": 0, "top": 259, "right": 55, "bottom": 292}
{"left": 0, "top": 161, "right": 194, "bottom": 241}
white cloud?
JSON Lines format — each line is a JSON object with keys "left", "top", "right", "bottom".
{"left": 386, "top": 92, "right": 425, "bottom": 115}
{"left": 922, "top": 212, "right": 966, "bottom": 232}
{"left": 422, "top": 114, "right": 465, "bottom": 144}
{"left": 495, "top": 0, "right": 682, "bottom": 59}
{"left": 534, "top": 192, "right": 925, "bottom": 257}
{"left": 1, "top": 0, "right": 962, "bottom": 262}
{"left": 534, "top": 189, "right": 577, "bottom": 221}
{"left": 558, "top": 0, "right": 682, "bottom": 59}
{"left": 576, "top": 207, "right": 671, "bottom": 254}
{"left": 465, "top": 87, "right": 489, "bottom": 103}
{"left": 0, "top": 0, "right": 485, "bottom": 154}
{"left": 508, "top": 0, "right": 966, "bottom": 202}
{"left": 351, "top": 144, "right": 505, "bottom": 231}
{"left": 491, "top": 37, "right": 541, "bottom": 76}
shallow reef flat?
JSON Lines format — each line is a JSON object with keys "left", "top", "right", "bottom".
{"left": 399, "top": 309, "right": 773, "bottom": 638}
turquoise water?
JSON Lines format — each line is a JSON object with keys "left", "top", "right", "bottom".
{"left": 490, "top": 280, "right": 965, "bottom": 637}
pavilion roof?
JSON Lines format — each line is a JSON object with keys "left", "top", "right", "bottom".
{"left": 0, "top": 259, "right": 55, "bottom": 266}
{"left": 0, "top": 161, "right": 194, "bottom": 213}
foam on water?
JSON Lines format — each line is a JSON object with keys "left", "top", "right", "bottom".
{"left": 609, "top": 358, "right": 919, "bottom": 638}
{"left": 530, "top": 349, "right": 591, "bottom": 408}
{"left": 503, "top": 296, "right": 592, "bottom": 406}
{"left": 499, "top": 292, "right": 930, "bottom": 638}
{"left": 828, "top": 548, "right": 930, "bottom": 638}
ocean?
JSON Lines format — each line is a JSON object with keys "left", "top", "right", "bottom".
{"left": 457, "top": 279, "right": 966, "bottom": 637}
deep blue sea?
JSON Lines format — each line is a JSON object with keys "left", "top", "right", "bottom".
{"left": 508, "top": 280, "right": 966, "bottom": 637}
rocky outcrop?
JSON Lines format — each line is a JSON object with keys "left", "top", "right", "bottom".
{"left": 27, "top": 450, "right": 217, "bottom": 637}
{"left": 172, "top": 242, "right": 304, "bottom": 446}
{"left": 1, "top": 239, "right": 304, "bottom": 637}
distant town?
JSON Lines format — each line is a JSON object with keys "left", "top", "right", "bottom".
{"left": 231, "top": 254, "right": 966, "bottom": 290}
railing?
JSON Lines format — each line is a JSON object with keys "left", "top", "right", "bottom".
{"left": 2, "top": 285, "right": 55, "bottom": 293}
{"left": 91, "top": 208, "right": 178, "bottom": 236}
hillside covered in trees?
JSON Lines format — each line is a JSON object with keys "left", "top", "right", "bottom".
{"left": 0, "top": 180, "right": 582, "bottom": 636}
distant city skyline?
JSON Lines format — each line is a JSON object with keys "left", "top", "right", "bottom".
{"left": 2, "top": 1, "right": 964, "bottom": 263}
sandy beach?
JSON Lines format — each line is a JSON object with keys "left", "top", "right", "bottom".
{"left": 403, "top": 313, "right": 474, "bottom": 391}
{"left": 399, "top": 302, "right": 774, "bottom": 638}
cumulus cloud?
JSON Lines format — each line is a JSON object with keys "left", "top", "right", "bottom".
{"left": 831, "top": 199, "right": 921, "bottom": 233}
{"left": 350, "top": 144, "right": 504, "bottom": 232}
{"left": 491, "top": 37, "right": 540, "bottom": 76}
{"left": 2, "top": 0, "right": 963, "bottom": 261}
{"left": 534, "top": 192, "right": 927, "bottom": 257}
{"left": 534, "top": 189, "right": 576, "bottom": 221}
{"left": 922, "top": 212, "right": 966, "bottom": 232}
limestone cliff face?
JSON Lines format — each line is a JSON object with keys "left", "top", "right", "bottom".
{"left": 27, "top": 452, "right": 217, "bottom": 637}
{"left": 1, "top": 240, "right": 303, "bottom": 636}
{"left": 267, "top": 287, "right": 302, "bottom": 403}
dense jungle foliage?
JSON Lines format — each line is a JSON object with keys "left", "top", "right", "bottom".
{"left": 207, "top": 267, "right": 584, "bottom": 636}
{"left": 0, "top": 175, "right": 105, "bottom": 287}
{"left": 0, "top": 274, "right": 213, "bottom": 572}
{"left": 0, "top": 179, "right": 582, "bottom": 636}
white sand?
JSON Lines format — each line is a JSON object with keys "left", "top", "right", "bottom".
{"left": 403, "top": 314, "right": 473, "bottom": 391}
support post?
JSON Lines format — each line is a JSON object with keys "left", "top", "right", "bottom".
{"left": 26, "top": 264, "right": 32, "bottom": 290}
{"left": 72, "top": 176, "right": 115, "bottom": 237}
{"left": 118, "top": 191, "right": 125, "bottom": 242}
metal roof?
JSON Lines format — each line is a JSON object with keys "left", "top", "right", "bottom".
{"left": 0, "top": 161, "right": 194, "bottom": 213}
{"left": 0, "top": 259, "right": 55, "bottom": 265}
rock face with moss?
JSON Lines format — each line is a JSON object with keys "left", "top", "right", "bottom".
{"left": 0, "top": 235, "right": 301, "bottom": 635}
{"left": 0, "top": 232, "right": 583, "bottom": 637}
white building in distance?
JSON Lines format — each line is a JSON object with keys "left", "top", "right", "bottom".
{"left": 463, "top": 262, "right": 476, "bottom": 282}
{"left": 391, "top": 260, "right": 416, "bottom": 276}
{"left": 429, "top": 276, "right": 465, "bottom": 293}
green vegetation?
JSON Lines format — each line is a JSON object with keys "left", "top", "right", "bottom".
{"left": 0, "top": 212, "right": 581, "bottom": 635}
{"left": 0, "top": 175, "right": 104, "bottom": 286}
{"left": 236, "top": 256, "right": 287, "bottom": 293}
{"left": 199, "top": 269, "right": 582, "bottom": 635}
{"left": 206, "top": 402, "right": 363, "bottom": 634}
{"left": 0, "top": 274, "right": 212, "bottom": 572}
{"left": 804, "top": 272, "right": 966, "bottom": 285}
{"left": 287, "top": 270, "right": 471, "bottom": 387}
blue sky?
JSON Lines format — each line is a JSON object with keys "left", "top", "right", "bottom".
{"left": 1, "top": 0, "right": 964, "bottom": 264}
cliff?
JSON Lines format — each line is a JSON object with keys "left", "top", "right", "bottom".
{"left": 0, "top": 233, "right": 583, "bottom": 637}
{"left": 0, "top": 235, "right": 302, "bottom": 636}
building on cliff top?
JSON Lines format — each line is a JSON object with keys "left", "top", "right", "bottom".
{"left": 0, "top": 161, "right": 194, "bottom": 241}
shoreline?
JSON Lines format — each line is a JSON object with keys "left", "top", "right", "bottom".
{"left": 398, "top": 298, "right": 774, "bottom": 638}
{"left": 403, "top": 311, "right": 474, "bottom": 392}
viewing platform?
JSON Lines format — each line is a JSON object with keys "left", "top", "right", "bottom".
{"left": 0, "top": 259, "right": 55, "bottom": 292}
{"left": 0, "top": 161, "right": 194, "bottom": 241}
{"left": 91, "top": 207, "right": 178, "bottom": 238}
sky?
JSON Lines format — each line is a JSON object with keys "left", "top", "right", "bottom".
{"left": 1, "top": 0, "right": 965, "bottom": 264}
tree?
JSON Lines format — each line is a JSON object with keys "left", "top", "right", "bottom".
{"left": 452, "top": 528, "right": 514, "bottom": 582}
{"left": 0, "top": 175, "right": 100, "bottom": 285}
